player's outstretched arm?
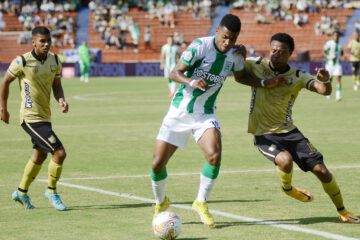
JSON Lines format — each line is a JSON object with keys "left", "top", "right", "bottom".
{"left": 0, "top": 72, "right": 16, "bottom": 124}
{"left": 52, "top": 77, "right": 68, "bottom": 113}
{"left": 309, "top": 68, "right": 332, "bottom": 95}
{"left": 233, "top": 70, "right": 287, "bottom": 88}
{"left": 170, "top": 61, "right": 208, "bottom": 91}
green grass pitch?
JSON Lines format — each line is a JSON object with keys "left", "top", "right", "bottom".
{"left": 0, "top": 76, "right": 360, "bottom": 240}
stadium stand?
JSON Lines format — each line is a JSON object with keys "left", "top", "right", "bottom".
{"left": 0, "top": 1, "right": 356, "bottom": 64}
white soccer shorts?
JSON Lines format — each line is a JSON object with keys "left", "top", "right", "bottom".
{"left": 164, "top": 65, "right": 175, "bottom": 78}
{"left": 325, "top": 63, "right": 342, "bottom": 77}
{"left": 156, "top": 106, "right": 221, "bottom": 148}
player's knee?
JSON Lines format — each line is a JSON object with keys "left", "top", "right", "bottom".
{"left": 54, "top": 147, "right": 67, "bottom": 162}
{"left": 312, "top": 163, "right": 332, "bottom": 182}
{"left": 275, "top": 151, "right": 292, "bottom": 172}
{"left": 152, "top": 155, "right": 166, "bottom": 173}
{"left": 206, "top": 151, "right": 221, "bottom": 166}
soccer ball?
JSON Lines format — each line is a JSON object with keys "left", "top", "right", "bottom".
{"left": 152, "top": 211, "right": 182, "bottom": 240}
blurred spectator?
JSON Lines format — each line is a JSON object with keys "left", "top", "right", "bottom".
{"left": 129, "top": 23, "right": 140, "bottom": 52}
{"left": 293, "top": 12, "right": 308, "bottom": 28}
{"left": 63, "top": 32, "right": 75, "bottom": 48}
{"left": 173, "top": 31, "right": 186, "bottom": 47}
{"left": 257, "top": 11, "right": 272, "bottom": 24}
{"left": 144, "top": 25, "right": 152, "bottom": 49}
{"left": 18, "top": 31, "right": 31, "bottom": 44}
{"left": 89, "top": 0, "right": 96, "bottom": 11}
{"left": 249, "top": 44, "right": 257, "bottom": 57}
{"left": 355, "top": 20, "right": 360, "bottom": 33}
{"left": 0, "top": 12, "right": 5, "bottom": 31}
{"left": 163, "top": 2, "right": 175, "bottom": 28}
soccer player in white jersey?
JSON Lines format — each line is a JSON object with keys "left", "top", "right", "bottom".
{"left": 323, "top": 31, "right": 343, "bottom": 101}
{"left": 150, "top": 14, "right": 285, "bottom": 227}
{"left": 160, "top": 35, "right": 180, "bottom": 97}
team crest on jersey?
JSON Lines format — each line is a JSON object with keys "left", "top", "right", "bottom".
{"left": 223, "top": 61, "right": 232, "bottom": 72}
{"left": 285, "top": 77, "right": 293, "bottom": 85}
{"left": 263, "top": 69, "right": 272, "bottom": 78}
{"left": 50, "top": 65, "right": 56, "bottom": 73}
{"left": 48, "top": 135, "right": 56, "bottom": 144}
{"left": 32, "top": 67, "right": 39, "bottom": 74}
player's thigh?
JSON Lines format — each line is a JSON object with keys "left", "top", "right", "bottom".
{"left": 286, "top": 129, "right": 324, "bottom": 172}
{"left": 21, "top": 121, "right": 63, "bottom": 154}
{"left": 197, "top": 128, "right": 222, "bottom": 165}
{"left": 254, "top": 134, "right": 285, "bottom": 165}
{"left": 152, "top": 140, "right": 178, "bottom": 171}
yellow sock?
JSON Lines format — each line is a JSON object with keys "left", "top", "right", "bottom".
{"left": 353, "top": 75, "right": 357, "bottom": 86}
{"left": 18, "top": 160, "right": 42, "bottom": 195}
{"left": 48, "top": 160, "right": 63, "bottom": 194}
{"left": 276, "top": 166, "right": 293, "bottom": 190}
{"left": 321, "top": 178, "right": 344, "bottom": 211}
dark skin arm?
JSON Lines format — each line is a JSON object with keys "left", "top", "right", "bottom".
{"left": 309, "top": 68, "right": 332, "bottom": 95}
{"left": 0, "top": 72, "right": 16, "bottom": 124}
{"left": 232, "top": 44, "right": 287, "bottom": 88}
{"left": 170, "top": 61, "right": 208, "bottom": 91}
{"left": 52, "top": 77, "right": 69, "bottom": 113}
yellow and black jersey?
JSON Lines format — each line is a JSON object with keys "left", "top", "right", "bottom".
{"left": 348, "top": 39, "right": 360, "bottom": 62}
{"left": 8, "top": 50, "right": 62, "bottom": 124}
{"left": 245, "top": 57, "right": 316, "bottom": 136}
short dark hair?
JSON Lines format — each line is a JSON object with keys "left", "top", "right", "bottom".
{"left": 32, "top": 26, "right": 50, "bottom": 36}
{"left": 219, "top": 14, "right": 241, "bottom": 33}
{"left": 271, "top": 33, "right": 295, "bottom": 53}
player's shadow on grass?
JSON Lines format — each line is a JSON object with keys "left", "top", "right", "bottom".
{"left": 185, "top": 216, "right": 339, "bottom": 229}
{"left": 67, "top": 202, "right": 153, "bottom": 210}
{"left": 173, "top": 199, "right": 270, "bottom": 205}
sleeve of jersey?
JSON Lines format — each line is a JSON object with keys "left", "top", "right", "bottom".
{"left": 179, "top": 41, "right": 202, "bottom": 67}
{"left": 7, "top": 57, "right": 23, "bottom": 77}
{"left": 232, "top": 54, "right": 245, "bottom": 72}
{"left": 301, "top": 72, "right": 315, "bottom": 89}
{"left": 56, "top": 61, "right": 62, "bottom": 78}
{"left": 243, "top": 58, "right": 256, "bottom": 76}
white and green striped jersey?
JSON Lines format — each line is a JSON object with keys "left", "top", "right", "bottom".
{"left": 161, "top": 43, "right": 180, "bottom": 69}
{"left": 323, "top": 40, "right": 342, "bottom": 66}
{"left": 172, "top": 36, "right": 244, "bottom": 114}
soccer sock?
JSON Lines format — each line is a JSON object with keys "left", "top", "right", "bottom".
{"left": 276, "top": 166, "right": 293, "bottom": 190}
{"left": 48, "top": 160, "right": 63, "bottom": 194}
{"left": 353, "top": 74, "right": 357, "bottom": 86}
{"left": 196, "top": 162, "right": 220, "bottom": 202}
{"left": 18, "top": 160, "right": 42, "bottom": 195}
{"left": 170, "top": 81, "right": 176, "bottom": 93}
{"left": 336, "top": 87, "right": 341, "bottom": 98}
{"left": 151, "top": 168, "right": 167, "bottom": 204}
{"left": 321, "top": 178, "right": 344, "bottom": 211}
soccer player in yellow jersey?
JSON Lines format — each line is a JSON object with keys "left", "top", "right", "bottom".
{"left": 0, "top": 26, "right": 69, "bottom": 211}
{"left": 245, "top": 33, "right": 359, "bottom": 223}
{"left": 347, "top": 30, "right": 360, "bottom": 91}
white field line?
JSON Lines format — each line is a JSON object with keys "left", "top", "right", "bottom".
{"left": 39, "top": 164, "right": 360, "bottom": 181}
{"left": 36, "top": 180, "right": 359, "bottom": 240}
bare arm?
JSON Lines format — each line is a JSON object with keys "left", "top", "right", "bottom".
{"left": 160, "top": 51, "right": 165, "bottom": 70}
{"left": 52, "top": 77, "right": 69, "bottom": 113}
{"left": 170, "top": 61, "right": 208, "bottom": 91}
{"left": 0, "top": 72, "right": 16, "bottom": 124}
{"left": 308, "top": 67, "right": 332, "bottom": 95}
{"left": 233, "top": 70, "right": 287, "bottom": 88}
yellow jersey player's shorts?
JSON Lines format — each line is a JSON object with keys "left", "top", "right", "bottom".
{"left": 254, "top": 128, "right": 324, "bottom": 172}
{"left": 21, "top": 121, "right": 63, "bottom": 153}
{"left": 156, "top": 106, "right": 221, "bottom": 148}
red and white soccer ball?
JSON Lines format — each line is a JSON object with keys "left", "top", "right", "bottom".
{"left": 152, "top": 211, "right": 182, "bottom": 240}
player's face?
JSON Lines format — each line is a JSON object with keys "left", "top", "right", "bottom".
{"left": 32, "top": 34, "right": 51, "bottom": 56}
{"left": 269, "top": 40, "right": 291, "bottom": 69}
{"left": 215, "top": 26, "right": 239, "bottom": 53}
{"left": 334, "top": 32, "right": 340, "bottom": 42}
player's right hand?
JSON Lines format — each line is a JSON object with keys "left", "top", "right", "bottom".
{"left": 190, "top": 78, "right": 208, "bottom": 91}
{"left": 0, "top": 109, "right": 10, "bottom": 124}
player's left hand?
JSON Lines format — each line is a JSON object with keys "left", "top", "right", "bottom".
{"left": 232, "top": 44, "right": 247, "bottom": 59}
{"left": 59, "top": 98, "right": 69, "bottom": 113}
{"left": 315, "top": 68, "right": 329, "bottom": 82}
{"left": 264, "top": 76, "right": 288, "bottom": 88}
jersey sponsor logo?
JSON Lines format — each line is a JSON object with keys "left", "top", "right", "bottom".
{"left": 285, "top": 95, "right": 294, "bottom": 122}
{"left": 192, "top": 69, "right": 225, "bottom": 86}
{"left": 249, "top": 87, "right": 257, "bottom": 114}
{"left": 285, "top": 77, "right": 293, "bottom": 86}
{"left": 24, "top": 83, "right": 32, "bottom": 108}
{"left": 16, "top": 58, "right": 20, "bottom": 65}
{"left": 48, "top": 135, "right": 57, "bottom": 144}
{"left": 50, "top": 65, "right": 56, "bottom": 73}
